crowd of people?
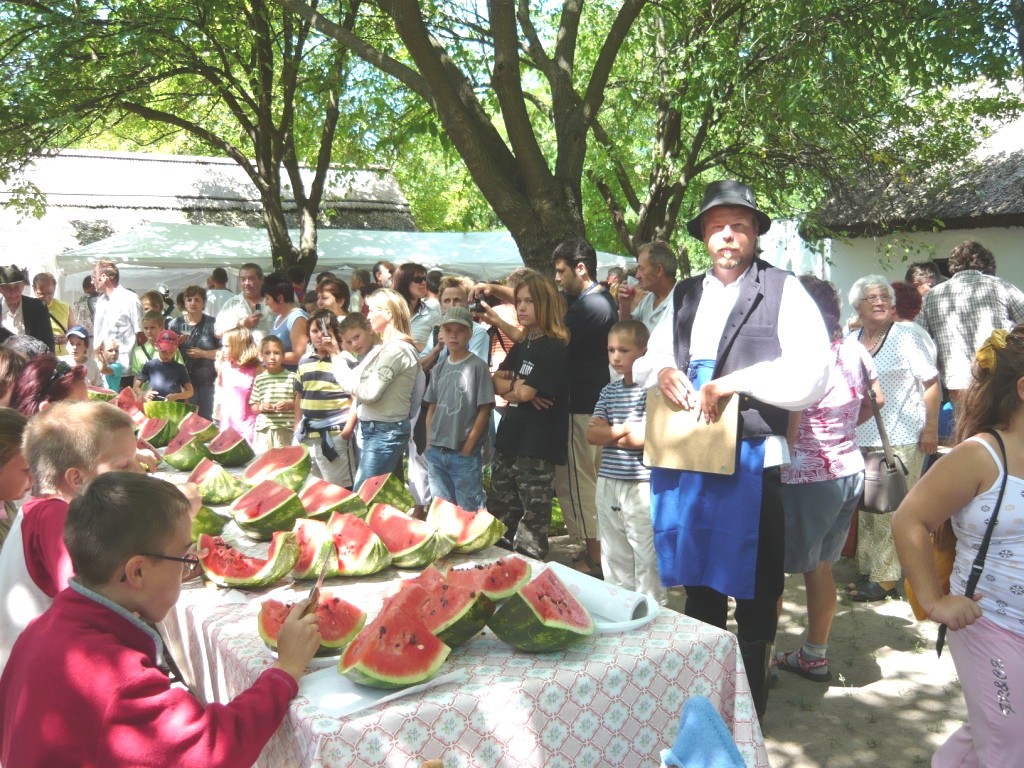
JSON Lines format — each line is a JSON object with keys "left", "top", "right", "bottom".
{"left": 0, "top": 180, "right": 1021, "bottom": 764}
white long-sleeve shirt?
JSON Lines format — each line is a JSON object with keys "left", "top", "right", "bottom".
{"left": 633, "top": 265, "right": 831, "bottom": 466}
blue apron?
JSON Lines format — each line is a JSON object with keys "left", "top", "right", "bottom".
{"left": 651, "top": 360, "right": 765, "bottom": 599}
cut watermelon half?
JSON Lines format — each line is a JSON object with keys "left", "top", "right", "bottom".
{"left": 339, "top": 598, "right": 451, "bottom": 689}
{"left": 229, "top": 480, "right": 306, "bottom": 541}
{"left": 357, "top": 472, "right": 415, "bottom": 512}
{"left": 114, "top": 386, "right": 142, "bottom": 413}
{"left": 242, "top": 445, "right": 311, "bottom": 492}
{"left": 426, "top": 498, "right": 506, "bottom": 553}
{"left": 187, "top": 457, "right": 248, "bottom": 505}
{"left": 178, "top": 412, "right": 218, "bottom": 443}
{"left": 137, "top": 416, "right": 177, "bottom": 449}
{"left": 324, "top": 512, "right": 392, "bottom": 576}
{"left": 161, "top": 430, "right": 212, "bottom": 472}
{"left": 259, "top": 591, "right": 366, "bottom": 656}
{"left": 300, "top": 479, "right": 368, "bottom": 520}
{"left": 196, "top": 532, "right": 298, "bottom": 589}
{"left": 486, "top": 566, "right": 595, "bottom": 652}
{"left": 207, "top": 426, "right": 255, "bottom": 467}
{"left": 445, "top": 555, "right": 532, "bottom": 601}
{"left": 365, "top": 503, "right": 454, "bottom": 569}
{"left": 143, "top": 399, "right": 197, "bottom": 426}
{"left": 291, "top": 518, "right": 338, "bottom": 580}
{"left": 86, "top": 385, "right": 116, "bottom": 402}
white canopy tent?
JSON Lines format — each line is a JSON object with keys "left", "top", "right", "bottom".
{"left": 54, "top": 223, "right": 629, "bottom": 300}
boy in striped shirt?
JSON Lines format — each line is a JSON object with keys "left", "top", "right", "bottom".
{"left": 250, "top": 336, "right": 298, "bottom": 451}
{"left": 586, "top": 320, "right": 666, "bottom": 604}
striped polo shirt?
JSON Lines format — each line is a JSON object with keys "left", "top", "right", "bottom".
{"left": 294, "top": 354, "right": 351, "bottom": 431}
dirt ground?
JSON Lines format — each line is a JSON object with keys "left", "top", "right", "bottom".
{"left": 549, "top": 537, "right": 965, "bottom": 767}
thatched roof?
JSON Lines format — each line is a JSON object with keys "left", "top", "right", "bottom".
{"left": 0, "top": 150, "right": 415, "bottom": 232}
{"left": 809, "top": 122, "right": 1024, "bottom": 238}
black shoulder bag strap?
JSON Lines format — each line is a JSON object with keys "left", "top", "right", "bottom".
{"left": 937, "top": 428, "right": 1008, "bottom": 656}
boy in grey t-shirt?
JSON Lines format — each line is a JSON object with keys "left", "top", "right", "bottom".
{"left": 424, "top": 306, "right": 495, "bottom": 510}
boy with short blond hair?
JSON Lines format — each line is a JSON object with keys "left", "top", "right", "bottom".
{"left": 586, "top": 320, "right": 666, "bottom": 604}
{"left": 250, "top": 335, "right": 298, "bottom": 451}
{"left": 0, "top": 401, "right": 142, "bottom": 678}
{"left": 0, "top": 472, "right": 320, "bottom": 767}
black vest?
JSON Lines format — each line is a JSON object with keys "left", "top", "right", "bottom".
{"left": 672, "top": 259, "right": 790, "bottom": 438}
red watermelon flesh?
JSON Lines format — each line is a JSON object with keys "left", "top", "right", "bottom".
{"left": 291, "top": 518, "right": 336, "bottom": 579}
{"left": 339, "top": 599, "right": 451, "bottom": 689}
{"left": 388, "top": 568, "right": 495, "bottom": 646}
{"left": 366, "top": 503, "right": 434, "bottom": 553}
{"left": 258, "top": 591, "right": 365, "bottom": 656}
{"left": 357, "top": 473, "right": 415, "bottom": 511}
{"left": 242, "top": 445, "right": 311, "bottom": 491}
{"left": 114, "top": 387, "right": 141, "bottom": 412}
{"left": 446, "top": 555, "right": 532, "bottom": 601}
{"left": 196, "top": 531, "right": 299, "bottom": 589}
{"left": 178, "top": 412, "right": 217, "bottom": 442}
{"left": 208, "top": 426, "right": 244, "bottom": 452}
{"left": 233, "top": 480, "right": 298, "bottom": 521}
{"left": 137, "top": 417, "right": 175, "bottom": 447}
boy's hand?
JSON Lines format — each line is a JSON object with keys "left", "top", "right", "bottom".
{"left": 273, "top": 599, "right": 321, "bottom": 681}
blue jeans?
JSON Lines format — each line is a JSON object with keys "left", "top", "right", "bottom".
{"left": 354, "top": 419, "right": 411, "bottom": 490}
{"left": 426, "top": 446, "right": 485, "bottom": 510}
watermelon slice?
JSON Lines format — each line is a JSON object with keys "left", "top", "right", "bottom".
{"left": 445, "top": 555, "right": 532, "bottom": 601}
{"left": 365, "top": 503, "right": 454, "bottom": 569}
{"left": 114, "top": 387, "right": 142, "bottom": 413}
{"left": 242, "top": 445, "right": 311, "bottom": 492}
{"left": 137, "top": 416, "right": 177, "bottom": 449}
{"left": 207, "top": 427, "right": 255, "bottom": 467}
{"left": 86, "top": 385, "right": 116, "bottom": 402}
{"left": 190, "top": 505, "right": 230, "bottom": 541}
{"left": 324, "top": 512, "right": 392, "bottom": 576}
{"left": 230, "top": 480, "right": 307, "bottom": 541}
{"left": 291, "top": 518, "right": 338, "bottom": 580}
{"left": 161, "top": 431, "right": 212, "bottom": 472}
{"left": 487, "top": 567, "right": 595, "bottom": 652}
{"left": 188, "top": 457, "right": 248, "bottom": 505}
{"left": 258, "top": 591, "right": 366, "bottom": 656}
{"left": 300, "top": 479, "right": 368, "bottom": 520}
{"left": 357, "top": 473, "right": 415, "bottom": 512}
{"left": 196, "top": 531, "right": 299, "bottom": 589}
{"left": 143, "top": 399, "right": 197, "bottom": 426}
{"left": 427, "top": 498, "right": 506, "bottom": 553}
{"left": 339, "top": 598, "right": 451, "bottom": 689}
{"left": 178, "top": 412, "right": 218, "bottom": 443}
{"left": 388, "top": 567, "right": 495, "bottom": 647}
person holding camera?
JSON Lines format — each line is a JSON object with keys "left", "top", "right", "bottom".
{"left": 213, "top": 263, "right": 273, "bottom": 343}
{"left": 617, "top": 241, "right": 680, "bottom": 334}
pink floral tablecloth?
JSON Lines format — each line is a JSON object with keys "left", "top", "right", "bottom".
{"left": 162, "top": 557, "right": 769, "bottom": 768}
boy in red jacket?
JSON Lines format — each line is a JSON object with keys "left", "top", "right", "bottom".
{"left": 0, "top": 472, "right": 321, "bottom": 768}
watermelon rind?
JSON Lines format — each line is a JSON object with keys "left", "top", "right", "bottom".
{"left": 161, "top": 433, "right": 213, "bottom": 472}
{"left": 300, "top": 479, "right": 368, "bottom": 520}
{"left": 190, "top": 505, "right": 230, "bottom": 541}
{"left": 325, "top": 512, "right": 392, "bottom": 576}
{"left": 87, "top": 385, "right": 116, "bottom": 402}
{"left": 366, "top": 504, "right": 454, "bottom": 569}
{"left": 197, "top": 531, "right": 299, "bottom": 589}
{"left": 445, "top": 555, "right": 532, "bottom": 601}
{"left": 258, "top": 592, "right": 366, "bottom": 656}
{"left": 426, "top": 498, "right": 507, "bottom": 553}
{"left": 230, "top": 480, "right": 307, "bottom": 541}
{"left": 143, "top": 399, "right": 198, "bottom": 426}
{"left": 138, "top": 417, "right": 177, "bottom": 449}
{"left": 178, "top": 412, "right": 219, "bottom": 443}
{"left": 357, "top": 473, "right": 415, "bottom": 512}
{"left": 242, "top": 445, "right": 311, "bottom": 492}
{"left": 291, "top": 519, "right": 340, "bottom": 580}
{"left": 339, "top": 601, "right": 451, "bottom": 689}
{"left": 207, "top": 427, "right": 256, "bottom": 467}
{"left": 187, "top": 458, "right": 249, "bottom": 505}
{"left": 486, "top": 567, "right": 595, "bottom": 652}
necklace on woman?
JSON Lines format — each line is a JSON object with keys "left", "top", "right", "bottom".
{"left": 860, "top": 322, "right": 892, "bottom": 355}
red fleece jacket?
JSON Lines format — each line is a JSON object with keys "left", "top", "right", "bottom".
{"left": 0, "top": 585, "right": 298, "bottom": 767}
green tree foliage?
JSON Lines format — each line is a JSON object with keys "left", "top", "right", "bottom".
{"left": 0, "top": 0, "right": 362, "bottom": 278}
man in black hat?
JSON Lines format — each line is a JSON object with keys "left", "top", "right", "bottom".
{"left": 0, "top": 266, "right": 56, "bottom": 353}
{"left": 634, "top": 179, "right": 830, "bottom": 720}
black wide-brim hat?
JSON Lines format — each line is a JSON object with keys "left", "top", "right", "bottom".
{"left": 0, "top": 265, "right": 27, "bottom": 285}
{"left": 686, "top": 180, "right": 772, "bottom": 240}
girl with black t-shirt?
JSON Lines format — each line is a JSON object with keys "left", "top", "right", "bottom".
{"left": 487, "top": 271, "right": 570, "bottom": 560}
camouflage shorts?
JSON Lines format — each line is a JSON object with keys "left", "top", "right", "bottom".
{"left": 487, "top": 452, "right": 555, "bottom": 559}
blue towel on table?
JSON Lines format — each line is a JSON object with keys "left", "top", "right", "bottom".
{"left": 661, "top": 696, "right": 745, "bottom": 768}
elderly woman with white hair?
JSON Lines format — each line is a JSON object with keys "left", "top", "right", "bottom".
{"left": 847, "top": 275, "right": 940, "bottom": 602}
